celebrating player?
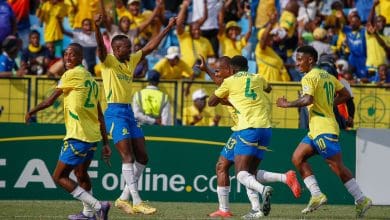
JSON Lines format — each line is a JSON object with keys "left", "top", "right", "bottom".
{"left": 208, "top": 55, "right": 284, "bottom": 217}
{"left": 276, "top": 45, "right": 372, "bottom": 217}
{"left": 94, "top": 13, "right": 177, "bottom": 215}
{"left": 25, "top": 43, "right": 112, "bottom": 220}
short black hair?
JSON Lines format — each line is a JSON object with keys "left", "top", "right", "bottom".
{"left": 297, "top": 45, "right": 318, "bottom": 63}
{"left": 29, "top": 30, "right": 40, "bottom": 38}
{"left": 68, "top": 43, "right": 83, "bottom": 57}
{"left": 81, "top": 18, "right": 92, "bottom": 24}
{"left": 147, "top": 70, "right": 161, "bottom": 83}
{"left": 111, "top": 34, "right": 130, "bottom": 46}
{"left": 230, "top": 55, "right": 248, "bottom": 72}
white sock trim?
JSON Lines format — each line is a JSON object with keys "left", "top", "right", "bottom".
{"left": 344, "top": 178, "right": 365, "bottom": 202}
{"left": 303, "top": 175, "right": 322, "bottom": 196}
{"left": 217, "top": 186, "right": 230, "bottom": 212}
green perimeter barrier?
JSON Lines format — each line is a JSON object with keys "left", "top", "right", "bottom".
{"left": 0, "top": 123, "right": 356, "bottom": 204}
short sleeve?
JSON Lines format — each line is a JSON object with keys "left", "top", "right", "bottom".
{"left": 102, "top": 54, "right": 115, "bottom": 67}
{"left": 153, "top": 59, "right": 164, "bottom": 73}
{"left": 259, "top": 76, "right": 269, "bottom": 90}
{"left": 57, "top": 70, "right": 76, "bottom": 93}
{"left": 214, "top": 80, "right": 230, "bottom": 98}
{"left": 301, "top": 76, "right": 314, "bottom": 96}
{"left": 257, "top": 28, "right": 265, "bottom": 40}
{"left": 180, "top": 61, "right": 193, "bottom": 78}
{"left": 129, "top": 50, "right": 143, "bottom": 70}
{"left": 177, "top": 29, "right": 189, "bottom": 40}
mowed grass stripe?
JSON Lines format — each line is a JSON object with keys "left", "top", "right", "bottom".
{"left": 0, "top": 201, "right": 389, "bottom": 219}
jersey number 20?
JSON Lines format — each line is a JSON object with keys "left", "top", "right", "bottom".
{"left": 84, "top": 80, "right": 98, "bottom": 108}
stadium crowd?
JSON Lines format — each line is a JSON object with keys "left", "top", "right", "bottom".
{"left": 0, "top": 0, "right": 389, "bottom": 127}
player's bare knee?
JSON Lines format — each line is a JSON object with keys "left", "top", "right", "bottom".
{"left": 74, "top": 169, "right": 87, "bottom": 179}
{"left": 291, "top": 155, "right": 302, "bottom": 167}
{"left": 52, "top": 174, "right": 61, "bottom": 184}
{"left": 328, "top": 162, "right": 342, "bottom": 176}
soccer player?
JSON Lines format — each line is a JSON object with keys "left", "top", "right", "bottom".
{"left": 94, "top": 14, "right": 176, "bottom": 215}
{"left": 201, "top": 56, "right": 301, "bottom": 218}
{"left": 276, "top": 45, "right": 372, "bottom": 217}
{"left": 25, "top": 43, "right": 112, "bottom": 220}
{"left": 208, "top": 55, "right": 280, "bottom": 217}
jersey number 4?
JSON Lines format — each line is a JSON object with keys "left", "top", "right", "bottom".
{"left": 245, "top": 78, "right": 257, "bottom": 100}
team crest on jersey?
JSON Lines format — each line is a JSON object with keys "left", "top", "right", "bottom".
{"left": 122, "top": 128, "right": 129, "bottom": 136}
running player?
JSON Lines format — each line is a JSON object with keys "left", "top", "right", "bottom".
{"left": 276, "top": 45, "right": 372, "bottom": 217}
{"left": 25, "top": 43, "right": 111, "bottom": 220}
{"left": 201, "top": 56, "right": 301, "bottom": 218}
{"left": 94, "top": 14, "right": 176, "bottom": 215}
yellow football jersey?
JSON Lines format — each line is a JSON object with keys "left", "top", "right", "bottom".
{"left": 178, "top": 31, "right": 215, "bottom": 79}
{"left": 301, "top": 68, "right": 344, "bottom": 138}
{"left": 366, "top": 31, "right": 390, "bottom": 68}
{"left": 215, "top": 71, "right": 272, "bottom": 130}
{"left": 226, "top": 105, "right": 239, "bottom": 131}
{"left": 39, "top": 1, "right": 68, "bottom": 42}
{"left": 57, "top": 66, "right": 101, "bottom": 142}
{"left": 101, "top": 51, "right": 142, "bottom": 103}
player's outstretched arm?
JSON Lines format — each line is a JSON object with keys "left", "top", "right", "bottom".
{"left": 243, "top": 7, "right": 253, "bottom": 42}
{"left": 97, "top": 102, "right": 112, "bottom": 167}
{"left": 137, "top": 0, "right": 164, "bottom": 33}
{"left": 276, "top": 94, "right": 313, "bottom": 108}
{"left": 94, "top": 14, "right": 108, "bottom": 62}
{"left": 25, "top": 89, "right": 63, "bottom": 124}
{"left": 141, "top": 17, "right": 177, "bottom": 58}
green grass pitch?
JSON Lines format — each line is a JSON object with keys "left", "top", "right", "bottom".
{"left": 0, "top": 201, "right": 389, "bottom": 219}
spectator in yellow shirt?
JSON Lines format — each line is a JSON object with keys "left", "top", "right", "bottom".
{"left": 376, "top": 0, "right": 390, "bottom": 26}
{"left": 366, "top": 1, "right": 390, "bottom": 75}
{"left": 255, "top": 13, "right": 290, "bottom": 82}
{"left": 101, "top": 0, "right": 162, "bottom": 52}
{"left": 67, "top": 0, "right": 99, "bottom": 29}
{"left": 36, "top": 0, "right": 70, "bottom": 57}
{"left": 183, "top": 89, "right": 217, "bottom": 126}
{"left": 217, "top": 1, "right": 252, "bottom": 58}
{"left": 279, "top": 0, "right": 299, "bottom": 39}
{"left": 153, "top": 46, "right": 193, "bottom": 80}
{"left": 116, "top": 0, "right": 163, "bottom": 42}
{"left": 176, "top": 0, "right": 215, "bottom": 80}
